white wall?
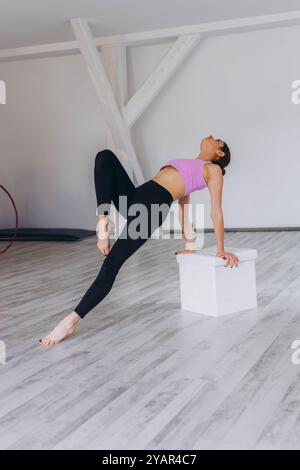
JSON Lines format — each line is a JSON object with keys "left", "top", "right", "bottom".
{"left": 0, "top": 24, "right": 299, "bottom": 230}
{"left": 0, "top": 54, "right": 107, "bottom": 229}
{"left": 129, "top": 25, "right": 300, "bottom": 229}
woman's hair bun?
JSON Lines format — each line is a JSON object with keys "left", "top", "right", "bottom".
{"left": 212, "top": 140, "right": 230, "bottom": 176}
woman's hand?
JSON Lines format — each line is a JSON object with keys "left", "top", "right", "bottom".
{"left": 185, "top": 240, "right": 196, "bottom": 250}
{"left": 175, "top": 240, "right": 196, "bottom": 255}
{"left": 216, "top": 250, "right": 239, "bottom": 267}
{"left": 175, "top": 249, "right": 195, "bottom": 255}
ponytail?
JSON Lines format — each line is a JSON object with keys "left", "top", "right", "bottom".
{"left": 212, "top": 141, "right": 230, "bottom": 175}
{"left": 213, "top": 161, "right": 226, "bottom": 176}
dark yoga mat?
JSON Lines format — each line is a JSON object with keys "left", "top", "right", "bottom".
{"left": 0, "top": 228, "right": 95, "bottom": 241}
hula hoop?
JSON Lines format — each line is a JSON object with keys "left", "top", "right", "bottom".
{"left": 0, "top": 185, "right": 19, "bottom": 256}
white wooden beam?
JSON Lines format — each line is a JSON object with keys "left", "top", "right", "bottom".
{"left": 124, "top": 34, "right": 203, "bottom": 128}
{"left": 101, "top": 43, "right": 129, "bottom": 110}
{"left": 0, "top": 40, "right": 79, "bottom": 61}
{"left": 101, "top": 42, "right": 133, "bottom": 178}
{"left": 1, "top": 10, "right": 300, "bottom": 61}
{"left": 71, "top": 18, "right": 144, "bottom": 184}
{"left": 99, "top": 9, "right": 300, "bottom": 45}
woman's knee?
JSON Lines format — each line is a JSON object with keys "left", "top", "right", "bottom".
{"left": 95, "top": 149, "right": 117, "bottom": 166}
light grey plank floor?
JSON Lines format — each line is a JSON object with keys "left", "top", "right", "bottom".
{"left": 1, "top": 231, "right": 300, "bottom": 450}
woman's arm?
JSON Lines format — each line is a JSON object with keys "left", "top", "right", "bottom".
{"left": 207, "top": 166, "right": 238, "bottom": 267}
{"left": 207, "top": 166, "right": 224, "bottom": 253}
{"left": 178, "top": 194, "right": 196, "bottom": 249}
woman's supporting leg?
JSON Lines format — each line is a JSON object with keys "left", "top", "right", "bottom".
{"left": 73, "top": 180, "right": 174, "bottom": 318}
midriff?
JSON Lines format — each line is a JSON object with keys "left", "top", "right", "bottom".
{"left": 152, "top": 163, "right": 210, "bottom": 201}
{"left": 152, "top": 166, "right": 185, "bottom": 201}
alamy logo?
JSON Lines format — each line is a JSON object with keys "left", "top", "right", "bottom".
{"left": 96, "top": 197, "right": 205, "bottom": 249}
{"left": 0, "top": 340, "right": 6, "bottom": 365}
{"left": 0, "top": 80, "right": 6, "bottom": 104}
{"left": 291, "top": 80, "right": 300, "bottom": 105}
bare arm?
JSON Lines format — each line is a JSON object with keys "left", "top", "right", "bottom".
{"left": 207, "top": 165, "right": 238, "bottom": 266}
{"left": 178, "top": 194, "right": 196, "bottom": 248}
{"left": 207, "top": 165, "right": 224, "bottom": 253}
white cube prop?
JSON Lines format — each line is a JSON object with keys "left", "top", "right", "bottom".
{"left": 176, "top": 246, "right": 258, "bottom": 316}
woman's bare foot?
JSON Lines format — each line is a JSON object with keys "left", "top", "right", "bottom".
{"left": 38, "top": 312, "right": 80, "bottom": 346}
{"left": 96, "top": 215, "right": 115, "bottom": 256}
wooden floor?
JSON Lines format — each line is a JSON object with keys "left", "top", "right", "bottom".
{"left": 1, "top": 231, "right": 300, "bottom": 450}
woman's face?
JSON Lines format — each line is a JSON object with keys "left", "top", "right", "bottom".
{"left": 201, "top": 135, "right": 225, "bottom": 158}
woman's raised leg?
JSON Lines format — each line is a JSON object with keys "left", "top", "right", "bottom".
{"left": 95, "top": 148, "right": 135, "bottom": 217}
{"left": 94, "top": 149, "right": 136, "bottom": 255}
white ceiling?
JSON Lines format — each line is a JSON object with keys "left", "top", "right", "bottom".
{"left": 0, "top": 0, "right": 299, "bottom": 49}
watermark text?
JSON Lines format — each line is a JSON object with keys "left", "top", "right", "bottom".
{"left": 291, "top": 80, "right": 300, "bottom": 105}
{"left": 0, "top": 341, "right": 6, "bottom": 365}
{"left": 0, "top": 80, "right": 6, "bottom": 104}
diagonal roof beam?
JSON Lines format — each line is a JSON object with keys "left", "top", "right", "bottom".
{"left": 124, "top": 34, "right": 203, "bottom": 128}
{"left": 101, "top": 43, "right": 133, "bottom": 178}
{"left": 71, "top": 18, "right": 144, "bottom": 184}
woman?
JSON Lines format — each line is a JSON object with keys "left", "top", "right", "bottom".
{"left": 39, "top": 135, "right": 239, "bottom": 346}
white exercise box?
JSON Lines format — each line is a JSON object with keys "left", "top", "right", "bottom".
{"left": 176, "top": 246, "right": 258, "bottom": 316}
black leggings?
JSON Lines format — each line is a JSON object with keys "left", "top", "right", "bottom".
{"left": 74, "top": 149, "right": 174, "bottom": 318}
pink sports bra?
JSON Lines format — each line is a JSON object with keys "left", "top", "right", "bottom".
{"left": 160, "top": 158, "right": 209, "bottom": 196}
